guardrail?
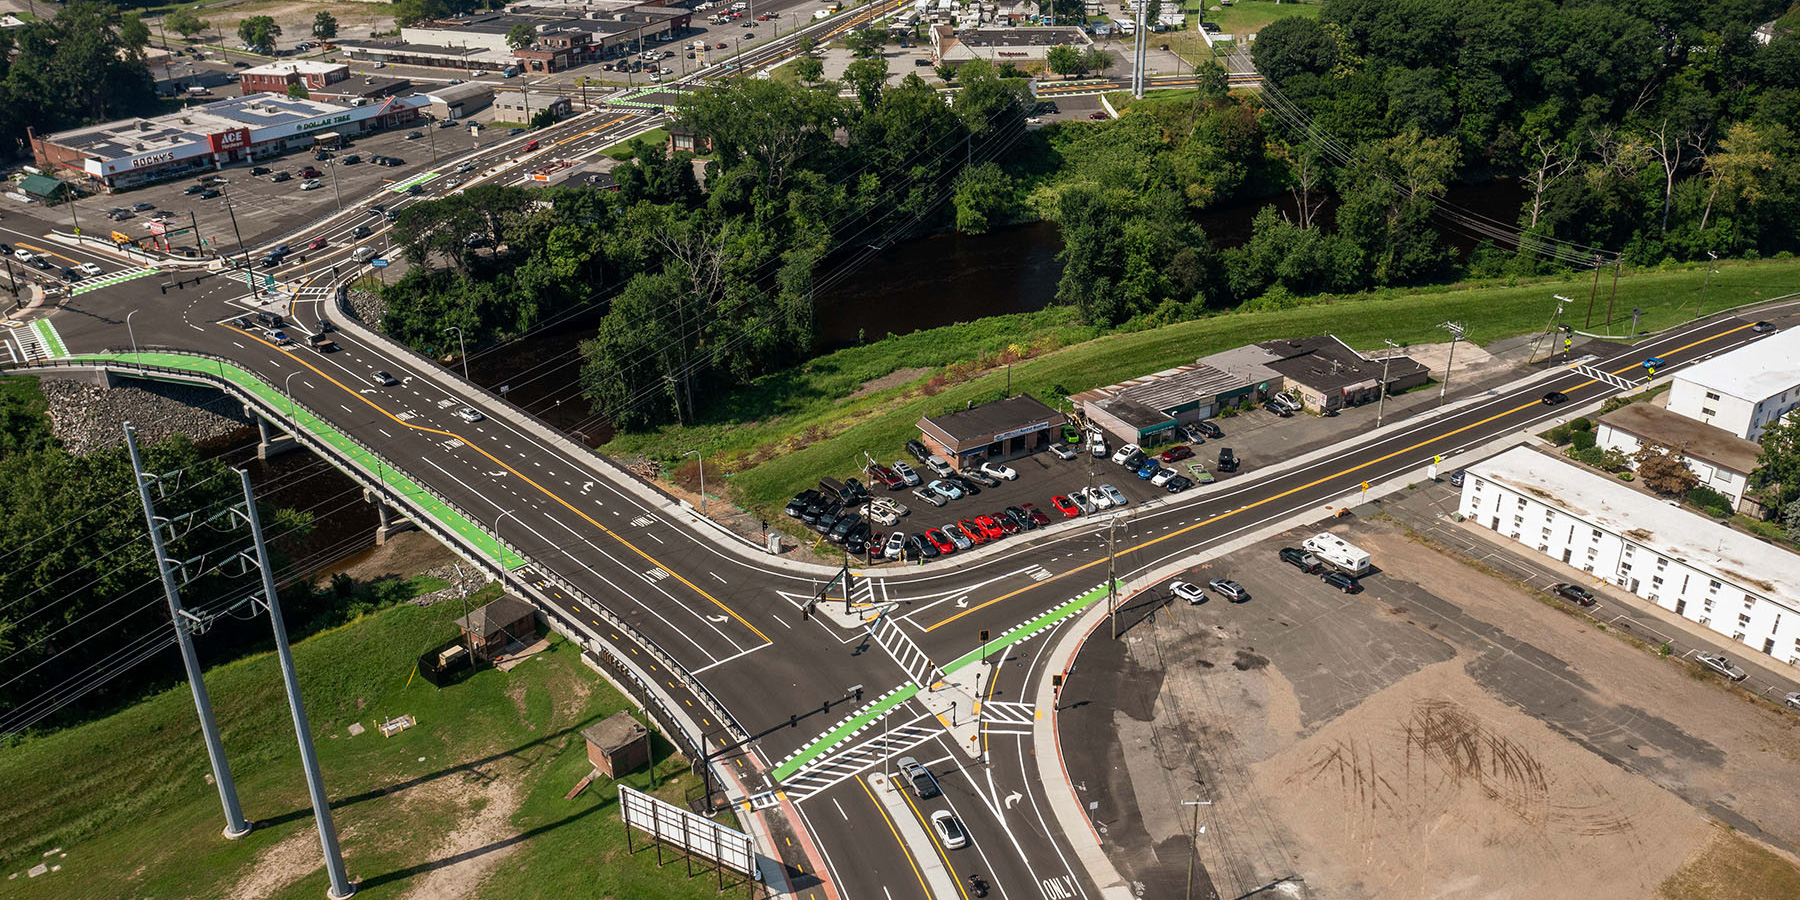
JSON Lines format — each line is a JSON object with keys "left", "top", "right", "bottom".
{"left": 3, "top": 350, "right": 748, "bottom": 747}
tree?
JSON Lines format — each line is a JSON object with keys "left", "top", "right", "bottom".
{"left": 1754, "top": 417, "right": 1800, "bottom": 506}
{"left": 1250, "top": 16, "right": 1336, "bottom": 86}
{"left": 1081, "top": 48, "right": 1113, "bottom": 77}
{"left": 164, "top": 7, "right": 209, "bottom": 39}
{"left": 1634, "top": 442, "right": 1698, "bottom": 495}
{"left": 953, "top": 162, "right": 1015, "bottom": 233}
{"left": 505, "top": 22, "right": 536, "bottom": 52}
{"left": 237, "top": 15, "right": 281, "bottom": 54}
{"left": 845, "top": 28, "right": 885, "bottom": 59}
{"left": 119, "top": 13, "right": 150, "bottom": 57}
{"left": 1046, "top": 44, "right": 1082, "bottom": 79}
{"left": 935, "top": 62, "right": 956, "bottom": 82}
{"left": 392, "top": 0, "right": 449, "bottom": 28}
{"left": 794, "top": 55, "right": 824, "bottom": 84}
{"left": 312, "top": 11, "right": 338, "bottom": 41}
{"left": 286, "top": 82, "right": 309, "bottom": 99}
{"left": 842, "top": 56, "right": 888, "bottom": 111}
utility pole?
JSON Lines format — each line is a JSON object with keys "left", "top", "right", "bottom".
{"left": 1696, "top": 250, "right": 1718, "bottom": 316}
{"left": 1603, "top": 253, "right": 1622, "bottom": 331}
{"left": 234, "top": 469, "right": 355, "bottom": 898}
{"left": 1374, "top": 338, "right": 1399, "bottom": 428}
{"left": 125, "top": 423, "right": 251, "bottom": 841}
{"left": 1107, "top": 514, "right": 1120, "bottom": 640}
{"left": 1436, "top": 322, "right": 1464, "bottom": 408}
{"left": 1131, "top": 0, "right": 1147, "bottom": 98}
{"left": 1584, "top": 253, "right": 1603, "bottom": 327}
{"left": 444, "top": 326, "right": 468, "bottom": 380}
{"left": 219, "top": 183, "right": 259, "bottom": 299}
{"left": 1182, "top": 796, "right": 1213, "bottom": 900}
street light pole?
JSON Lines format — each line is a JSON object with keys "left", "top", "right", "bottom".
{"left": 1437, "top": 321, "right": 1464, "bottom": 408}
{"left": 126, "top": 309, "right": 141, "bottom": 357}
{"left": 1697, "top": 250, "right": 1718, "bottom": 316}
{"left": 684, "top": 449, "right": 705, "bottom": 514}
{"left": 284, "top": 371, "right": 300, "bottom": 431}
{"left": 444, "top": 325, "right": 468, "bottom": 380}
{"left": 218, "top": 182, "right": 259, "bottom": 299}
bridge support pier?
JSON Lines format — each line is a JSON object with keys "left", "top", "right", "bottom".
{"left": 252, "top": 414, "right": 297, "bottom": 460}
{"left": 364, "top": 488, "right": 417, "bottom": 544}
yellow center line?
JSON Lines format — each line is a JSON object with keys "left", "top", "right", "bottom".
{"left": 15, "top": 242, "right": 83, "bottom": 266}
{"left": 856, "top": 775, "right": 932, "bottom": 899}
{"left": 224, "top": 325, "right": 771, "bottom": 643}
{"left": 893, "top": 777, "right": 972, "bottom": 900}
{"left": 925, "top": 322, "right": 1753, "bottom": 632}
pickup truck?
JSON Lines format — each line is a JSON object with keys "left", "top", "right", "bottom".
{"left": 308, "top": 332, "right": 340, "bottom": 353}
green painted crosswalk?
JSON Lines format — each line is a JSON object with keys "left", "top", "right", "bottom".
{"left": 69, "top": 268, "right": 154, "bottom": 296}
{"left": 387, "top": 171, "right": 442, "bottom": 193}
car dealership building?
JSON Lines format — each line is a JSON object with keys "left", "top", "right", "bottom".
{"left": 29, "top": 94, "right": 425, "bottom": 193}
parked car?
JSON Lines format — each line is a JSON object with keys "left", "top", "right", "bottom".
{"left": 957, "top": 519, "right": 987, "bottom": 545}
{"left": 1099, "top": 483, "right": 1127, "bottom": 507}
{"left": 1089, "top": 433, "right": 1108, "bottom": 458}
{"left": 829, "top": 512, "right": 863, "bottom": 544}
{"left": 1111, "top": 443, "right": 1141, "bottom": 465}
{"left": 905, "top": 439, "right": 931, "bottom": 463}
{"left": 1160, "top": 445, "right": 1194, "bottom": 463}
{"left": 925, "top": 455, "right": 955, "bottom": 478}
{"left": 1003, "top": 506, "right": 1033, "bottom": 531}
{"left": 843, "top": 477, "right": 871, "bottom": 503}
{"left": 1208, "top": 578, "right": 1249, "bottom": 602}
{"left": 863, "top": 503, "right": 899, "bottom": 526}
{"left": 1694, "top": 652, "right": 1747, "bottom": 682}
{"left": 883, "top": 532, "right": 907, "bottom": 560}
{"left": 908, "top": 533, "right": 934, "bottom": 560}
{"left": 912, "top": 487, "right": 946, "bottom": 508}
{"left": 1049, "top": 443, "right": 1077, "bottom": 460}
{"left": 299, "top": 179, "right": 323, "bottom": 191}
{"left": 940, "top": 525, "right": 972, "bottom": 550}
{"left": 785, "top": 490, "right": 821, "bottom": 518}
{"left": 929, "top": 810, "right": 969, "bottom": 850}
{"left": 1196, "top": 420, "right": 1224, "bottom": 439}
{"left": 1020, "top": 503, "right": 1050, "bottom": 527}
{"left": 947, "top": 474, "right": 980, "bottom": 496}
{"left": 926, "top": 529, "right": 956, "bottom": 554}
{"left": 973, "top": 515, "right": 1005, "bottom": 540}
{"left": 1551, "top": 583, "right": 1596, "bottom": 606}
{"left": 1150, "top": 467, "right": 1177, "bottom": 486}
{"left": 897, "top": 756, "right": 939, "bottom": 798}
{"left": 1082, "top": 486, "right": 1113, "bottom": 510}
{"left": 1170, "top": 581, "right": 1206, "bottom": 604}
{"left": 886, "top": 460, "right": 920, "bottom": 486}
{"left": 1279, "top": 547, "right": 1321, "bottom": 573}
{"left": 405, "top": 130, "right": 423, "bottom": 140}
{"left": 980, "top": 461, "right": 1018, "bottom": 481}
{"left": 130, "top": 202, "right": 156, "bottom": 212}
{"left": 1135, "top": 459, "right": 1159, "bottom": 479}
{"left": 1163, "top": 475, "right": 1193, "bottom": 493}
{"left": 928, "top": 479, "right": 963, "bottom": 501}
{"left": 270, "top": 171, "right": 292, "bottom": 182}
{"left": 1262, "top": 399, "right": 1293, "bottom": 417}
{"left": 299, "top": 166, "right": 322, "bottom": 178}
{"left": 1321, "top": 571, "right": 1362, "bottom": 593}
{"left": 1051, "top": 495, "right": 1080, "bottom": 517}
{"left": 183, "top": 184, "right": 206, "bottom": 195}
{"left": 1217, "top": 447, "right": 1240, "bottom": 472}
{"left": 249, "top": 167, "right": 271, "bottom": 176}
{"left": 342, "top": 154, "right": 362, "bottom": 165}
{"left": 866, "top": 463, "right": 903, "bottom": 490}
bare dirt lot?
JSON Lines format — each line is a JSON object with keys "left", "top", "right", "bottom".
{"left": 1057, "top": 513, "right": 1800, "bottom": 900}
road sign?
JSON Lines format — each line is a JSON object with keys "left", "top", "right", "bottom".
{"left": 371, "top": 258, "right": 390, "bottom": 268}
{"left": 263, "top": 275, "right": 274, "bottom": 287}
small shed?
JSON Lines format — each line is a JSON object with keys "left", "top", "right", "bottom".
{"left": 19, "top": 173, "right": 71, "bottom": 203}
{"left": 582, "top": 710, "right": 651, "bottom": 778}
{"left": 455, "top": 593, "right": 538, "bottom": 661}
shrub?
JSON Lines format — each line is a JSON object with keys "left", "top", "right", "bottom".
{"left": 1546, "top": 425, "right": 1572, "bottom": 445}
{"left": 1569, "top": 417, "right": 1593, "bottom": 432}
{"left": 1570, "top": 430, "right": 1598, "bottom": 451}
{"left": 1573, "top": 445, "right": 1608, "bottom": 468}
{"left": 1686, "top": 485, "right": 1732, "bottom": 517}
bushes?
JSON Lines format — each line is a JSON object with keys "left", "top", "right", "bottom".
{"left": 1686, "top": 485, "right": 1732, "bottom": 518}
{"left": 1570, "top": 430, "right": 1598, "bottom": 451}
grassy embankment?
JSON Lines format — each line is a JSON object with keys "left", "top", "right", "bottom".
{"left": 604, "top": 258, "right": 1800, "bottom": 520}
{"left": 0, "top": 590, "right": 730, "bottom": 900}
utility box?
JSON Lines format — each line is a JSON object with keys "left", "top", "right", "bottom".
{"left": 581, "top": 710, "right": 650, "bottom": 779}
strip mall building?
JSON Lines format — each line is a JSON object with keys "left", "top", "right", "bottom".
{"left": 29, "top": 94, "right": 425, "bottom": 193}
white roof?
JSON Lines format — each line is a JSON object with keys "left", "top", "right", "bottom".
{"left": 1674, "top": 326, "right": 1800, "bottom": 401}
{"left": 1469, "top": 447, "right": 1800, "bottom": 607}
{"left": 240, "top": 60, "right": 347, "bottom": 77}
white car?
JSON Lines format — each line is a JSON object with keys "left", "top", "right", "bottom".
{"left": 455, "top": 407, "right": 484, "bottom": 423}
{"left": 883, "top": 532, "right": 906, "bottom": 560}
{"left": 1111, "top": 443, "right": 1140, "bottom": 465}
{"left": 925, "top": 455, "right": 955, "bottom": 477}
{"left": 871, "top": 497, "right": 909, "bottom": 518}
{"left": 1170, "top": 581, "right": 1206, "bottom": 604}
{"left": 1784, "top": 692, "right": 1800, "bottom": 711}
{"left": 1150, "top": 467, "right": 1176, "bottom": 486}
{"left": 299, "top": 179, "right": 323, "bottom": 190}
{"left": 980, "top": 461, "right": 1017, "bottom": 481}
{"left": 1084, "top": 486, "right": 1113, "bottom": 510}
{"left": 1069, "top": 491, "right": 1094, "bottom": 514}
{"left": 1694, "top": 652, "right": 1747, "bottom": 681}
{"left": 861, "top": 503, "right": 899, "bottom": 526}
{"left": 891, "top": 460, "right": 921, "bottom": 486}
{"left": 1100, "top": 483, "right": 1128, "bottom": 507}
{"left": 929, "top": 809, "right": 969, "bottom": 850}
{"left": 75, "top": 262, "right": 103, "bottom": 277}
{"left": 911, "top": 487, "right": 945, "bottom": 508}
{"left": 1089, "top": 434, "right": 1108, "bottom": 458}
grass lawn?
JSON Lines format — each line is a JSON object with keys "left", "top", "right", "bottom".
{"left": 1159, "top": 0, "right": 1322, "bottom": 63}
{"left": 0, "top": 590, "right": 733, "bottom": 900}
{"left": 604, "top": 257, "right": 1800, "bottom": 521}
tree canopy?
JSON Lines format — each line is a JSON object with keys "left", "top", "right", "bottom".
{"left": 0, "top": 2, "right": 156, "bottom": 154}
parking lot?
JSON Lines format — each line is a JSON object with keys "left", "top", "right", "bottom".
{"left": 1056, "top": 508, "right": 1800, "bottom": 900}
{"left": 63, "top": 122, "right": 469, "bottom": 251}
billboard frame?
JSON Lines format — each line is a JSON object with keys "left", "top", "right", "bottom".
{"left": 619, "top": 784, "right": 760, "bottom": 896}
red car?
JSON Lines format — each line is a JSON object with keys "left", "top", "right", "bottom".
{"left": 958, "top": 519, "right": 988, "bottom": 545}
{"left": 716, "top": 42, "right": 728, "bottom": 49}
{"left": 1160, "top": 445, "right": 1194, "bottom": 463}
{"left": 299, "top": 166, "right": 322, "bottom": 178}
{"left": 991, "top": 512, "right": 1021, "bottom": 535}
{"left": 866, "top": 463, "right": 903, "bottom": 490}
{"left": 974, "top": 515, "right": 1005, "bottom": 540}
{"left": 926, "top": 529, "right": 956, "bottom": 554}
{"left": 1051, "top": 495, "right": 1080, "bottom": 517}
{"left": 1020, "top": 503, "right": 1051, "bottom": 527}
{"left": 306, "top": 237, "right": 328, "bottom": 250}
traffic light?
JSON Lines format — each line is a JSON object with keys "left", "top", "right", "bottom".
{"left": 979, "top": 629, "right": 989, "bottom": 643}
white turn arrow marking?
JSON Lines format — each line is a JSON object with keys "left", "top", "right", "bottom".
{"left": 1004, "top": 790, "right": 1022, "bottom": 810}
{"left": 954, "top": 594, "right": 970, "bottom": 608}
{"left": 706, "top": 614, "right": 728, "bottom": 623}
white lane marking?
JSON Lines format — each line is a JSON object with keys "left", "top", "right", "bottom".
{"left": 710, "top": 572, "right": 727, "bottom": 584}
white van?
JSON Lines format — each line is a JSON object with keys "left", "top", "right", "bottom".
{"left": 352, "top": 246, "right": 377, "bottom": 262}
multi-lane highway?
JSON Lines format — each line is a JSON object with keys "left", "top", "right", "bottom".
{"left": 3, "top": 12, "right": 1788, "bottom": 898}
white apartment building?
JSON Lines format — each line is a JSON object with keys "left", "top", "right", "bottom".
{"left": 1594, "top": 402, "right": 1762, "bottom": 510}
{"left": 1460, "top": 447, "right": 1800, "bottom": 667}
{"left": 1666, "top": 325, "right": 1800, "bottom": 441}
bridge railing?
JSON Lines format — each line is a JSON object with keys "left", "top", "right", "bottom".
{"left": 5, "top": 351, "right": 749, "bottom": 748}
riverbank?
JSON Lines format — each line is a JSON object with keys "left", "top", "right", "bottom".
{"left": 0, "top": 593, "right": 725, "bottom": 900}
{"left": 604, "top": 257, "right": 1800, "bottom": 520}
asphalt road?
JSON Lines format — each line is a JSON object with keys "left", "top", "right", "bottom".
{"left": 5, "top": 13, "right": 1794, "bottom": 896}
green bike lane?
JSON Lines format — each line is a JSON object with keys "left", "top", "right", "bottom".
{"left": 70, "top": 351, "right": 523, "bottom": 570}
{"left": 770, "top": 579, "right": 1118, "bottom": 781}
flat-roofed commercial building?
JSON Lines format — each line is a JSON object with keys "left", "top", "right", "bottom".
{"left": 1666, "top": 326, "right": 1800, "bottom": 441}
{"left": 29, "top": 94, "right": 424, "bottom": 192}
{"left": 1460, "top": 446, "right": 1800, "bottom": 668}
{"left": 917, "top": 394, "right": 1066, "bottom": 468}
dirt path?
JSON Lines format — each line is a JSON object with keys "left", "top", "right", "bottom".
{"left": 227, "top": 828, "right": 322, "bottom": 900}
{"left": 397, "top": 778, "right": 523, "bottom": 900}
